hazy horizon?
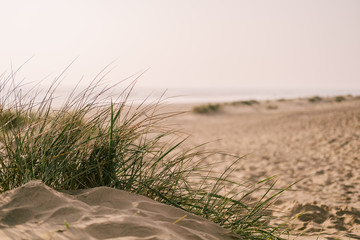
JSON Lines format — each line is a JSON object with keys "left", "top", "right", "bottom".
{"left": 1, "top": 0, "right": 359, "bottom": 93}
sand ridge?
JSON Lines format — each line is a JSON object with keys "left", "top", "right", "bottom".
{"left": 0, "top": 181, "right": 240, "bottom": 240}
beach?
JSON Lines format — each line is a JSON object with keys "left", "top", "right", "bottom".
{"left": 0, "top": 96, "right": 359, "bottom": 239}
{"left": 169, "top": 96, "right": 360, "bottom": 239}
{"left": 2, "top": 0, "right": 360, "bottom": 238}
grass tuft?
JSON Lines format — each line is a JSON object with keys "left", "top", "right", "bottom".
{"left": 334, "top": 96, "right": 346, "bottom": 102}
{"left": 308, "top": 96, "right": 322, "bottom": 103}
{"left": 0, "top": 67, "right": 292, "bottom": 239}
{"left": 0, "top": 110, "right": 34, "bottom": 130}
{"left": 231, "top": 100, "right": 259, "bottom": 106}
{"left": 193, "top": 103, "right": 222, "bottom": 114}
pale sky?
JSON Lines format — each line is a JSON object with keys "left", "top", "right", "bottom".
{"left": 1, "top": 0, "right": 359, "bottom": 91}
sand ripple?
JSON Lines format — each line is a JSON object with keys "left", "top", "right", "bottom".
{"left": 0, "top": 181, "right": 239, "bottom": 240}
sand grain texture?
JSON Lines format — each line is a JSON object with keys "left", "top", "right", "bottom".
{"left": 170, "top": 98, "right": 360, "bottom": 239}
{"left": 0, "top": 181, "right": 239, "bottom": 240}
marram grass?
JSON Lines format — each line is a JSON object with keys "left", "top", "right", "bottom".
{"left": 193, "top": 103, "right": 222, "bottom": 114}
{"left": 0, "top": 68, "right": 292, "bottom": 239}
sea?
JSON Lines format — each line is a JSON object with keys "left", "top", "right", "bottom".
{"left": 130, "top": 87, "right": 360, "bottom": 104}
{"left": 3, "top": 83, "right": 360, "bottom": 107}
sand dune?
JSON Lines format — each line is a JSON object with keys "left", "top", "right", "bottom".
{"left": 0, "top": 181, "right": 239, "bottom": 240}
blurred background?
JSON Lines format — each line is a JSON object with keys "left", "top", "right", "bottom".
{"left": 1, "top": 0, "right": 360, "bottom": 103}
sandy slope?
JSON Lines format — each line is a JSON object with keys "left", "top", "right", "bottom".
{"left": 0, "top": 181, "right": 239, "bottom": 240}
{"left": 169, "top": 97, "right": 360, "bottom": 239}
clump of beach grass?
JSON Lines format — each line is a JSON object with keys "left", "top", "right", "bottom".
{"left": 231, "top": 100, "right": 259, "bottom": 106}
{"left": 308, "top": 96, "right": 322, "bottom": 103}
{"left": 0, "top": 110, "right": 27, "bottom": 130}
{"left": 193, "top": 103, "right": 222, "bottom": 114}
{"left": 0, "top": 65, "right": 292, "bottom": 239}
{"left": 334, "top": 95, "right": 346, "bottom": 102}
{"left": 0, "top": 109, "right": 38, "bottom": 131}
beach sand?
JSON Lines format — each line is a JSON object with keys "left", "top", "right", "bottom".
{"left": 0, "top": 96, "right": 359, "bottom": 239}
{"left": 168, "top": 97, "right": 360, "bottom": 239}
{"left": 0, "top": 181, "right": 239, "bottom": 240}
